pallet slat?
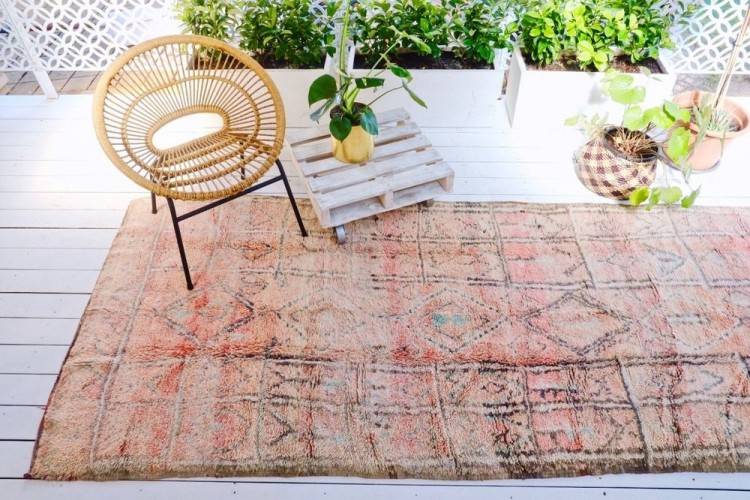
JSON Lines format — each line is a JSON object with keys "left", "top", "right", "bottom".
{"left": 288, "top": 109, "right": 454, "bottom": 230}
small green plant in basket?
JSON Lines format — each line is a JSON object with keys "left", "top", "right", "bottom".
{"left": 307, "top": 6, "right": 426, "bottom": 163}
{"left": 566, "top": 71, "right": 701, "bottom": 209}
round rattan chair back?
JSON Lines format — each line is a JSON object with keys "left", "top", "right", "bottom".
{"left": 93, "top": 35, "right": 286, "bottom": 201}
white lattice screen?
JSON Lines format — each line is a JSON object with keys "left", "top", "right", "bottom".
{"left": 668, "top": 0, "right": 750, "bottom": 74}
{"left": 0, "top": 0, "right": 748, "bottom": 73}
{"left": 0, "top": 0, "right": 178, "bottom": 71}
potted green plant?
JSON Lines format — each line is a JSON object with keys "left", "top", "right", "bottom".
{"left": 670, "top": 5, "right": 750, "bottom": 171}
{"left": 567, "top": 71, "right": 699, "bottom": 208}
{"left": 176, "top": 0, "right": 340, "bottom": 126}
{"left": 349, "top": 0, "right": 513, "bottom": 127}
{"left": 505, "top": 0, "right": 689, "bottom": 129}
{"left": 307, "top": 6, "right": 426, "bottom": 163}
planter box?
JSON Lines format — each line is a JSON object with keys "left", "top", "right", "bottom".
{"left": 352, "top": 49, "right": 508, "bottom": 128}
{"left": 267, "top": 50, "right": 509, "bottom": 129}
{"left": 504, "top": 46, "right": 677, "bottom": 129}
{"left": 266, "top": 69, "right": 326, "bottom": 128}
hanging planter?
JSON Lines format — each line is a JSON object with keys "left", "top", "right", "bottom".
{"left": 574, "top": 126, "right": 657, "bottom": 200}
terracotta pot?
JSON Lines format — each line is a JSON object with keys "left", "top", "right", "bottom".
{"left": 331, "top": 125, "right": 374, "bottom": 163}
{"left": 672, "top": 90, "right": 750, "bottom": 171}
{"left": 573, "top": 127, "right": 658, "bottom": 200}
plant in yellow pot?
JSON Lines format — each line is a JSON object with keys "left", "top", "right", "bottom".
{"left": 307, "top": 6, "right": 426, "bottom": 164}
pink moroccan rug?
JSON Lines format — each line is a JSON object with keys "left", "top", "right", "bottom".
{"left": 30, "top": 198, "right": 750, "bottom": 480}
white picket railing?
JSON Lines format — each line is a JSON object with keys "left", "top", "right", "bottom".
{"left": 1, "top": 0, "right": 748, "bottom": 98}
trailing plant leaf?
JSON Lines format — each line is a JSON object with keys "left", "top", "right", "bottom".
{"left": 355, "top": 77, "right": 386, "bottom": 89}
{"left": 660, "top": 186, "right": 683, "bottom": 205}
{"left": 308, "top": 74, "right": 337, "bottom": 105}
{"left": 645, "top": 187, "right": 661, "bottom": 211}
{"left": 403, "top": 82, "right": 427, "bottom": 108}
{"left": 360, "top": 107, "right": 379, "bottom": 135}
{"left": 388, "top": 64, "right": 412, "bottom": 81}
{"left": 681, "top": 187, "right": 700, "bottom": 208}
{"left": 629, "top": 186, "right": 650, "bottom": 206}
{"left": 666, "top": 126, "right": 691, "bottom": 165}
{"left": 330, "top": 116, "right": 353, "bottom": 141}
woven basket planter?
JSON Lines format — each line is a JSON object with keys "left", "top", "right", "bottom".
{"left": 573, "top": 127, "right": 658, "bottom": 200}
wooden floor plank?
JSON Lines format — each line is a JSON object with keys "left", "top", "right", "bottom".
{"left": 0, "top": 249, "right": 107, "bottom": 270}
{"left": 0, "top": 406, "right": 44, "bottom": 440}
{"left": 0, "top": 229, "right": 116, "bottom": 249}
{"left": 1, "top": 475, "right": 749, "bottom": 498}
{"left": 0, "top": 345, "right": 69, "bottom": 374}
{"left": 0, "top": 374, "right": 56, "bottom": 405}
{"left": 0, "top": 293, "right": 89, "bottom": 319}
{"left": 0, "top": 318, "right": 79, "bottom": 345}
{"left": 0, "top": 270, "right": 98, "bottom": 293}
{"left": 2, "top": 94, "right": 750, "bottom": 496}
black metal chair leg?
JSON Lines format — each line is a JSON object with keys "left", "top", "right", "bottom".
{"left": 276, "top": 159, "right": 308, "bottom": 237}
{"left": 166, "top": 198, "right": 194, "bottom": 290}
{"left": 151, "top": 192, "right": 157, "bottom": 214}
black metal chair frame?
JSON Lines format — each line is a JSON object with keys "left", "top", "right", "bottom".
{"left": 152, "top": 159, "right": 307, "bottom": 290}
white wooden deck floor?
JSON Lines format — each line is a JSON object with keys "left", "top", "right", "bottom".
{"left": 1, "top": 94, "right": 750, "bottom": 499}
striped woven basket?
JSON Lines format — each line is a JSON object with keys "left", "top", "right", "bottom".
{"left": 573, "top": 128, "right": 658, "bottom": 200}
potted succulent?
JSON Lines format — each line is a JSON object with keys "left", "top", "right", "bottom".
{"left": 505, "top": 0, "right": 688, "bottom": 129}
{"left": 670, "top": 6, "right": 750, "bottom": 171}
{"left": 349, "top": 0, "right": 514, "bottom": 127}
{"left": 307, "top": 6, "right": 426, "bottom": 163}
{"left": 567, "top": 71, "right": 699, "bottom": 208}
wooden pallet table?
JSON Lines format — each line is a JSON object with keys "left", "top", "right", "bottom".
{"left": 286, "top": 108, "right": 454, "bottom": 243}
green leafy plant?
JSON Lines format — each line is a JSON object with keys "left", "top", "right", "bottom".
{"left": 444, "top": 0, "right": 513, "bottom": 64}
{"left": 308, "top": 7, "right": 426, "bottom": 141}
{"left": 609, "top": 0, "right": 693, "bottom": 62}
{"left": 352, "top": 0, "right": 449, "bottom": 65}
{"left": 566, "top": 71, "right": 701, "bottom": 209}
{"left": 238, "top": 0, "right": 339, "bottom": 68}
{"left": 176, "top": 0, "right": 237, "bottom": 41}
{"left": 518, "top": 0, "right": 565, "bottom": 67}
{"left": 518, "top": 0, "right": 693, "bottom": 71}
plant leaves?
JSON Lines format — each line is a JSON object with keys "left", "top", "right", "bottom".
{"left": 666, "top": 127, "right": 691, "bottom": 165}
{"left": 660, "top": 186, "right": 683, "bottom": 205}
{"left": 402, "top": 82, "right": 427, "bottom": 108}
{"left": 681, "top": 187, "right": 700, "bottom": 208}
{"left": 389, "top": 64, "right": 412, "bottom": 81}
{"left": 629, "top": 186, "right": 650, "bottom": 206}
{"left": 359, "top": 106, "right": 379, "bottom": 136}
{"left": 646, "top": 187, "right": 661, "bottom": 211}
{"left": 308, "top": 74, "right": 337, "bottom": 106}
{"left": 355, "top": 77, "right": 386, "bottom": 89}
{"left": 564, "top": 114, "right": 581, "bottom": 126}
{"left": 309, "top": 97, "right": 334, "bottom": 122}
{"left": 329, "top": 116, "right": 352, "bottom": 141}
{"left": 623, "top": 105, "right": 647, "bottom": 130}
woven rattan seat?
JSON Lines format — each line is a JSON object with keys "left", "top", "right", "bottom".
{"left": 93, "top": 35, "right": 306, "bottom": 290}
{"left": 93, "top": 35, "right": 286, "bottom": 201}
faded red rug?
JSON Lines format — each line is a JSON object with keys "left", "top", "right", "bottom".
{"left": 30, "top": 198, "right": 750, "bottom": 480}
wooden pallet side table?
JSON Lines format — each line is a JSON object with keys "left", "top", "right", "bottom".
{"left": 287, "top": 108, "right": 454, "bottom": 243}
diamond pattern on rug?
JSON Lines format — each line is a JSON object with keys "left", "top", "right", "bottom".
{"left": 30, "top": 199, "right": 750, "bottom": 481}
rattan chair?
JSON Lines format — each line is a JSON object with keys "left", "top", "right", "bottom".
{"left": 93, "top": 35, "right": 307, "bottom": 290}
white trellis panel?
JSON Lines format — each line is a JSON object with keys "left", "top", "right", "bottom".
{"left": 0, "top": 0, "right": 747, "bottom": 74}
{"left": 668, "top": 0, "right": 750, "bottom": 74}
{"left": 0, "top": 0, "right": 179, "bottom": 71}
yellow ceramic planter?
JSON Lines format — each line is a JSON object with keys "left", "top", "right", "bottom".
{"left": 332, "top": 125, "right": 374, "bottom": 163}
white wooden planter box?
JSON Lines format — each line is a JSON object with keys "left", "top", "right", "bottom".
{"left": 353, "top": 49, "right": 508, "bottom": 127}
{"left": 266, "top": 69, "right": 325, "bottom": 127}
{"left": 504, "top": 46, "right": 677, "bottom": 130}
{"left": 267, "top": 50, "right": 508, "bottom": 129}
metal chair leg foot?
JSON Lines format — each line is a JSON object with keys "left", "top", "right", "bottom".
{"left": 151, "top": 192, "right": 158, "bottom": 214}
{"left": 276, "top": 159, "right": 308, "bottom": 237}
{"left": 167, "top": 198, "right": 194, "bottom": 290}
